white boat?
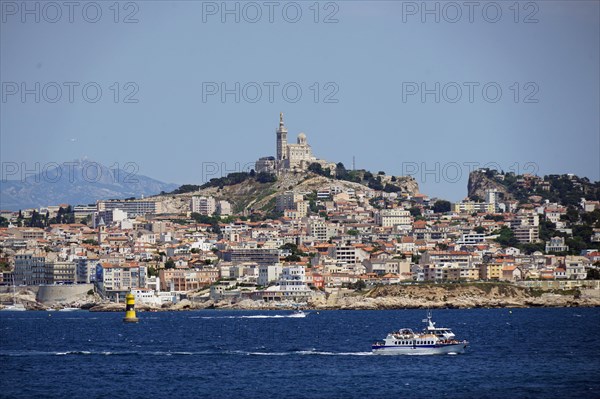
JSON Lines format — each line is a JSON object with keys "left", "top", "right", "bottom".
{"left": 58, "top": 307, "right": 80, "bottom": 312}
{"left": 372, "top": 311, "right": 468, "bottom": 355}
{"left": 289, "top": 310, "right": 308, "bottom": 318}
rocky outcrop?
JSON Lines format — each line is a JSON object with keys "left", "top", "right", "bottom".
{"left": 467, "top": 171, "right": 511, "bottom": 201}
{"left": 305, "top": 284, "right": 600, "bottom": 310}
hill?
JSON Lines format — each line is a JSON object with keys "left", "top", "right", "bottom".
{"left": 468, "top": 169, "right": 600, "bottom": 206}
{"left": 157, "top": 170, "right": 419, "bottom": 215}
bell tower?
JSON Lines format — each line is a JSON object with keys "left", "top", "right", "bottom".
{"left": 276, "top": 112, "right": 288, "bottom": 164}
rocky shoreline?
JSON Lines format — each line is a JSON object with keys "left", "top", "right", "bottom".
{"left": 2, "top": 284, "right": 599, "bottom": 312}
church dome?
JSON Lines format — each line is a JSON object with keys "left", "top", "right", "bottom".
{"left": 297, "top": 132, "right": 307, "bottom": 144}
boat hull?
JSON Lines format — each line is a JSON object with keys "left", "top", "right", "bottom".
{"left": 372, "top": 342, "right": 468, "bottom": 355}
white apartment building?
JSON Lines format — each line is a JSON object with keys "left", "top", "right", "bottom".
{"left": 258, "top": 264, "right": 282, "bottom": 286}
{"left": 375, "top": 208, "right": 411, "bottom": 228}
{"left": 453, "top": 201, "right": 496, "bottom": 214}
{"left": 564, "top": 257, "right": 588, "bottom": 280}
{"left": 263, "top": 265, "right": 313, "bottom": 301}
{"left": 546, "top": 236, "right": 569, "bottom": 253}
{"left": 327, "top": 245, "right": 369, "bottom": 265}
{"left": 96, "top": 263, "right": 147, "bottom": 298}
{"left": 97, "top": 200, "right": 161, "bottom": 218}
{"left": 191, "top": 196, "right": 217, "bottom": 216}
{"left": 307, "top": 220, "right": 337, "bottom": 241}
{"left": 217, "top": 200, "right": 232, "bottom": 216}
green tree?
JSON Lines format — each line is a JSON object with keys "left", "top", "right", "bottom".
{"left": 586, "top": 267, "right": 600, "bottom": 280}
{"left": 335, "top": 162, "right": 348, "bottom": 179}
{"left": 353, "top": 279, "right": 367, "bottom": 291}
{"left": 409, "top": 207, "right": 421, "bottom": 217}
{"left": 147, "top": 266, "right": 159, "bottom": 277}
{"left": 368, "top": 178, "right": 384, "bottom": 191}
{"left": 170, "top": 184, "right": 201, "bottom": 194}
{"left": 561, "top": 206, "right": 580, "bottom": 224}
{"left": 0, "top": 261, "right": 10, "bottom": 272}
{"left": 494, "top": 226, "right": 519, "bottom": 247}
{"left": 433, "top": 200, "right": 451, "bottom": 213}
{"left": 164, "top": 259, "right": 175, "bottom": 269}
{"left": 256, "top": 172, "right": 277, "bottom": 183}
{"left": 308, "top": 163, "right": 330, "bottom": 177}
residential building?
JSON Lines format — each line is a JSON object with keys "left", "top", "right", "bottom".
{"left": 276, "top": 192, "right": 304, "bottom": 212}
{"left": 564, "top": 257, "right": 587, "bottom": 280}
{"left": 546, "top": 236, "right": 568, "bottom": 253}
{"left": 258, "top": 264, "right": 282, "bottom": 286}
{"left": 217, "top": 200, "right": 232, "bottom": 216}
{"left": 191, "top": 196, "right": 217, "bottom": 216}
{"left": 307, "top": 220, "right": 337, "bottom": 241}
{"left": 14, "top": 254, "right": 46, "bottom": 285}
{"left": 95, "top": 263, "right": 147, "bottom": 299}
{"left": 453, "top": 201, "right": 495, "bottom": 214}
{"left": 222, "top": 248, "right": 279, "bottom": 266}
{"left": 45, "top": 261, "right": 77, "bottom": 284}
{"left": 159, "top": 268, "right": 219, "bottom": 292}
{"left": 262, "top": 265, "right": 314, "bottom": 302}
{"left": 97, "top": 200, "right": 161, "bottom": 218}
{"left": 375, "top": 208, "right": 411, "bottom": 228}
{"left": 479, "top": 263, "right": 503, "bottom": 280}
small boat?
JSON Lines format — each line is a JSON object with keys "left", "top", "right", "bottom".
{"left": 372, "top": 311, "right": 468, "bottom": 355}
{"left": 58, "top": 307, "right": 80, "bottom": 312}
{"left": 289, "top": 309, "right": 308, "bottom": 318}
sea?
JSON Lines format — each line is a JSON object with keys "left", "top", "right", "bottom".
{"left": 1, "top": 308, "right": 599, "bottom": 399}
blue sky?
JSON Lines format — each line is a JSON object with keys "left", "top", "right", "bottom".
{"left": 1, "top": 0, "right": 599, "bottom": 200}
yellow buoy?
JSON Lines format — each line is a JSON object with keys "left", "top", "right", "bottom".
{"left": 123, "top": 292, "right": 139, "bottom": 323}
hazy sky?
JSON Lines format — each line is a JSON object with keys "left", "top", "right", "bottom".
{"left": 1, "top": 1, "right": 599, "bottom": 200}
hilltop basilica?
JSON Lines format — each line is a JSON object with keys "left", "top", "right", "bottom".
{"left": 255, "top": 113, "right": 335, "bottom": 174}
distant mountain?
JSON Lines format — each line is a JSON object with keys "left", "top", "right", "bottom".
{"left": 0, "top": 160, "right": 178, "bottom": 210}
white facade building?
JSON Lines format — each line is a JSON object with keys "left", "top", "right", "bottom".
{"left": 191, "top": 196, "right": 217, "bottom": 216}
{"left": 375, "top": 208, "right": 412, "bottom": 228}
{"left": 258, "top": 264, "right": 282, "bottom": 286}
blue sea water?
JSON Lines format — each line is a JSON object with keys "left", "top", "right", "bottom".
{"left": 1, "top": 308, "right": 599, "bottom": 399}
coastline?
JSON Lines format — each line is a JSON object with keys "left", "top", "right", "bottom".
{"left": 86, "top": 294, "right": 600, "bottom": 312}
{"left": 3, "top": 283, "right": 600, "bottom": 312}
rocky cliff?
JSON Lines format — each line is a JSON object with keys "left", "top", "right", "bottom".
{"left": 467, "top": 170, "right": 511, "bottom": 201}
